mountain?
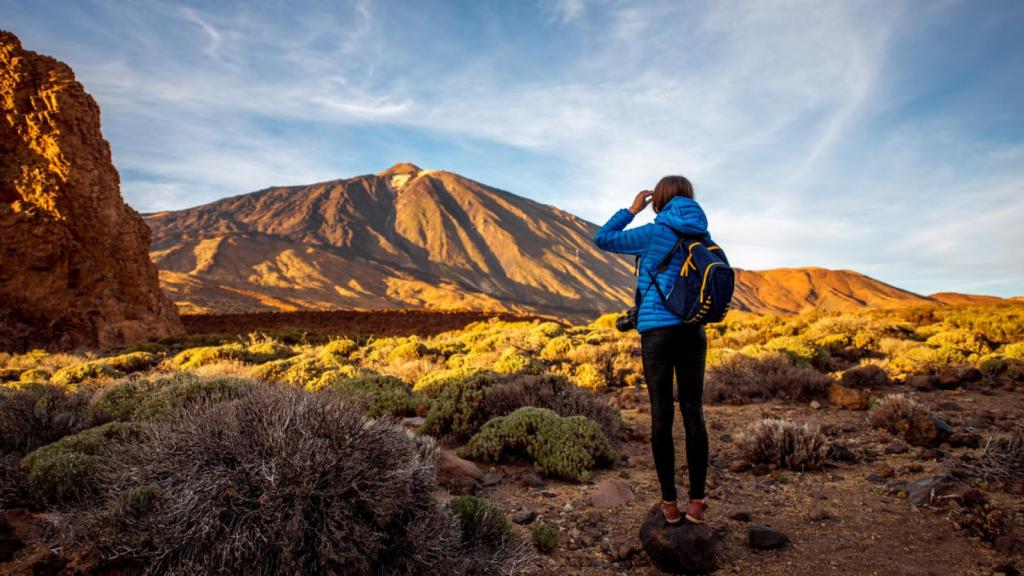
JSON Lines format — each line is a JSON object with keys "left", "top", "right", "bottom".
{"left": 146, "top": 164, "right": 1013, "bottom": 321}
{"left": 0, "top": 31, "right": 182, "bottom": 351}
{"left": 146, "top": 163, "right": 634, "bottom": 321}
{"left": 928, "top": 292, "right": 1008, "bottom": 306}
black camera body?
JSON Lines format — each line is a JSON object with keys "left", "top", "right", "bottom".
{"left": 615, "top": 306, "right": 638, "bottom": 332}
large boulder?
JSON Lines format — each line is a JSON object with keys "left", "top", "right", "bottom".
{"left": 639, "top": 513, "right": 718, "bottom": 575}
{"left": 0, "top": 31, "right": 182, "bottom": 351}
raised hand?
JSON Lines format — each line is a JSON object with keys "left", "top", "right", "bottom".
{"left": 629, "top": 190, "right": 654, "bottom": 214}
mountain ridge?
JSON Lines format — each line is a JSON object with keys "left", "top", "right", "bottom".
{"left": 145, "top": 163, "right": 1016, "bottom": 321}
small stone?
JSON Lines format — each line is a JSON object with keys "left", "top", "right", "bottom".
{"left": 728, "top": 510, "right": 752, "bottom": 522}
{"left": 480, "top": 471, "right": 504, "bottom": 486}
{"left": 810, "top": 400, "right": 822, "bottom": 410}
{"left": 884, "top": 441, "right": 909, "bottom": 454}
{"left": 719, "top": 433, "right": 733, "bottom": 443}
{"left": 729, "top": 459, "right": 752, "bottom": 473}
{"left": 948, "top": 432, "right": 981, "bottom": 449}
{"left": 827, "top": 443, "right": 857, "bottom": 463}
{"left": 747, "top": 525, "right": 789, "bottom": 549}
{"left": 919, "top": 447, "right": 944, "bottom": 461}
{"left": 808, "top": 508, "right": 832, "bottom": 521}
{"left": 590, "top": 478, "right": 636, "bottom": 509}
{"left": 401, "top": 416, "right": 426, "bottom": 428}
{"left": 540, "top": 489, "right": 557, "bottom": 498}
{"left": 520, "top": 472, "right": 545, "bottom": 488}
{"left": 876, "top": 464, "right": 895, "bottom": 479}
{"left": 511, "top": 510, "right": 537, "bottom": 525}
{"left": 809, "top": 488, "right": 828, "bottom": 500}
{"left": 563, "top": 502, "right": 574, "bottom": 512}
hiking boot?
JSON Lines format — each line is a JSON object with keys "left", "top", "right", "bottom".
{"left": 661, "top": 500, "right": 682, "bottom": 524}
{"left": 685, "top": 498, "right": 708, "bottom": 524}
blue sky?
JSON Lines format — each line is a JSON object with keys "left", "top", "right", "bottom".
{"left": 4, "top": 0, "right": 1023, "bottom": 296}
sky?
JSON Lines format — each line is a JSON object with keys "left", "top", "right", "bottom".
{"left": 3, "top": 0, "right": 1023, "bottom": 297}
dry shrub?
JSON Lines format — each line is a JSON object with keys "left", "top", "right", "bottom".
{"left": 0, "top": 382, "right": 93, "bottom": 455}
{"left": 422, "top": 372, "right": 620, "bottom": 442}
{"left": 479, "top": 373, "right": 621, "bottom": 441}
{"left": 736, "top": 418, "right": 827, "bottom": 470}
{"left": 868, "top": 394, "right": 942, "bottom": 447}
{"left": 839, "top": 364, "right": 889, "bottom": 389}
{"left": 954, "top": 418, "right": 1024, "bottom": 488}
{"left": 705, "top": 352, "right": 832, "bottom": 404}
{"left": 63, "top": 385, "right": 529, "bottom": 575}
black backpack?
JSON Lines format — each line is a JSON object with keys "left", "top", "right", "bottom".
{"left": 637, "top": 227, "right": 735, "bottom": 325}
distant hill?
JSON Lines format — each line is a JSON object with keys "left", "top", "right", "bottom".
{"left": 146, "top": 163, "right": 634, "bottom": 321}
{"left": 928, "top": 292, "right": 1008, "bottom": 306}
{"left": 145, "top": 164, "right": 1013, "bottom": 320}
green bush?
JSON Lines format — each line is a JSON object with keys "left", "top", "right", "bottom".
{"left": 21, "top": 421, "right": 140, "bottom": 507}
{"left": 388, "top": 340, "right": 430, "bottom": 364}
{"left": 87, "top": 374, "right": 253, "bottom": 423}
{"left": 316, "top": 373, "right": 424, "bottom": 417}
{"left": 320, "top": 338, "right": 358, "bottom": 360}
{"left": 459, "top": 407, "right": 617, "bottom": 482}
{"left": 532, "top": 523, "right": 558, "bottom": 554}
{"left": 450, "top": 495, "right": 512, "bottom": 547}
{"left": 421, "top": 371, "right": 505, "bottom": 439}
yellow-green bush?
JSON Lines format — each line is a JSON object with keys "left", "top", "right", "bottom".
{"left": 413, "top": 366, "right": 485, "bottom": 397}
{"left": 764, "top": 336, "right": 828, "bottom": 368}
{"left": 925, "top": 329, "right": 991, "bottom": 357}
{"left": 539, "top": 336, "right": 574, "bottom": 361}
{"left": 532, "top": 523, "right": 558, "bottom": 554}
{"left": 51, "top": 352, "right": 159, "bottom": 387}
{"left": 388, "top": 340, "right": 431, "bottom": 364}
{"left": 459, "top": 407, "right": 617, "bottom": 482}
{"left": 493, "top": 348, "right": 541, "bottom": 375}
{"left": 172, "top": 341, "right": 293, "bottom": 370}
{"left": 1001, "top": 342, "right": 1024, "bottom": 361}
{"left": 86, "top": 374, "right": 253, "bottom": 423}
{"left": 315, "top": 373, "right": 425, "bottom": 417}
{"left": 572, "top": 362, "right": 605, "bottom": 391}
{"left": 450, "top": 495, "right": 512, "bottom": 548}
{"left": 18, "top": 368, "right": 51, "bottom": 382}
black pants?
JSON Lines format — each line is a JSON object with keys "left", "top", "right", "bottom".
{"left": 640, "top": 323, "right": 709, "bottom": 501}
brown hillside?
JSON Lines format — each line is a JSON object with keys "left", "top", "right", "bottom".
{"left": 147, "top": 164, "right": 635, "bottom": 321}
{"left": 731, "top": 267, "right": 936, "bottom": 315}
{"left": 929, "top": 292, "right": 1008, "bottom": 306}
{"left": 145, "top": 164, "right": 984, "bottom": 320}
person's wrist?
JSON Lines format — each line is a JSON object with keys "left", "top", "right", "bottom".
{"left": 626, "top": 206, "right": 638, "bottom": 214}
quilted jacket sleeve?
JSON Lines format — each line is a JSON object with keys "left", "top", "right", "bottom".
{"left": 593, "top": 208, "right": 653, "bottom": 256}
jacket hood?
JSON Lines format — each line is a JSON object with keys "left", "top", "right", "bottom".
{"left": 653, "top": 195, "right": 708, "bottom": 235}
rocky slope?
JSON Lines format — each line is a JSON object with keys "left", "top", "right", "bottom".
{"left": 146, "top": 163, "right": 1003, "bottom": 320}
{"left": 146, "top": 163, "right": 636, "bottom": 321}
{"left": 0, "top": 31, "right": 182, "bottom": 351}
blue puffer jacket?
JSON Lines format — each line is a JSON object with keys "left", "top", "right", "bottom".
{"left": 593, "top": 195, "right": 711, "bottom": 333}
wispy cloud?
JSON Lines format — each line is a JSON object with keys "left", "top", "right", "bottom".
{"left": 2, "top": 0, "right": 1022, "bottom": 296}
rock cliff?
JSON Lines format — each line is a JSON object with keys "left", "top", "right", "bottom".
{"left": 0, "top": 31, "right": 182, "bottom": 351}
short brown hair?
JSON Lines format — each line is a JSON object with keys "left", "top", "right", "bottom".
{"left": 652, "top": 175, "right": 694, "bottom": 213}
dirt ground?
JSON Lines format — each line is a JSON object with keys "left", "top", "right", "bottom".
{"left": 476, "top": 383, "right": 1024, "bottom": 575}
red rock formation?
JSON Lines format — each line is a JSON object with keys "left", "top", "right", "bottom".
{"left": 0, "top": 31, "right": 182, "bottom": 351}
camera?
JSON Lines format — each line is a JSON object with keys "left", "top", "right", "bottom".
{"left": 615, "top": 306, "right": 638, "bottom": 332}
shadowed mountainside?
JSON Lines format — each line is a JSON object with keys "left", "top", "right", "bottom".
{"left": 145, "top": 163, "right": 1010, "bottom": 320}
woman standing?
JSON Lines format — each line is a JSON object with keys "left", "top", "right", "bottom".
{"left": 593, "top": 176, "right": 712, "bottom": 525}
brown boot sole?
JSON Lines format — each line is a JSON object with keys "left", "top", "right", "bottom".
{"left": 685, "top": 513, "right": 704, "bottom": 524}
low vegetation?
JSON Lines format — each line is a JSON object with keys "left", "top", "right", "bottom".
{"left": 736, "top": 418, "right": 828, "bottom": 470}
{"left": 1, "top": 303, "right": 1021, "bottom": 569}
